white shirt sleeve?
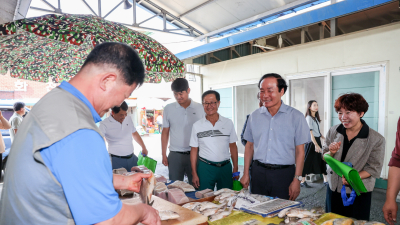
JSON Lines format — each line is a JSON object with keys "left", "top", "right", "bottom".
{"left": 189, "top": 124, "right": 199, "bottom": 148}
{"left": 99, "top": 121, "right": 107, "bottom": 136}
{"left": 163, "top": 106, "right": 169, "bottom": 128}
{"left": 229, "top": 120, "right": 238, "bottom": 143}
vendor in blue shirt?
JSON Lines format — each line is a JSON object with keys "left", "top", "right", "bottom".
{"left": 0, "top": 43, "right": 161, "bottom": 225}
{"left": 240, "top": 73, "right": 311, "bottom": 200}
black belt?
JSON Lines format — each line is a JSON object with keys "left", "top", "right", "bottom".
{"left": 254, "top": 160, "right": 294, "bottom": 170}
{"left": 111, "top": 153, "right": 133, "bottom": 159}
{"left": 199, "top": 157, "right": 230, "bottom": 167}
{"left": 172, "top": 151, "right": 191, "bottom": 155}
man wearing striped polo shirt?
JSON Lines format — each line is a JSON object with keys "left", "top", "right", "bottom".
{"left": 190, "top": 90, "right": 239, "bottom": 190}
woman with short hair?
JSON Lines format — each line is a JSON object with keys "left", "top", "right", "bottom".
{"left": 323, "top": 93, "right": 385, "bottom": 220}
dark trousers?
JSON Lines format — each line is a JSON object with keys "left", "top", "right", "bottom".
{"left": 168, "top": 151, "right": 193, "bottom": 185}
{"left": 197, "top": 160, "right": 233, "bottom": 191}
{"left": 326, "top": 184, "right": 372, "bottom": 220}
{"left": 250, "top": 161, "right": 295, "bottom": 199}
{"left": 158, "top": 124, "right": 162, "bottom": 133}
{"left": 111, "top": 154, "right": 138, "bottom": 171}
{"left": 0, "top": 153, "right": 2, "bottom": 172}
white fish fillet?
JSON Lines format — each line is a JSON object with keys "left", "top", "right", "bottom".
{"left": 182, "top": 202, "right": 201, "bottom": 210}
{"left": 214, "top": 188, "right": 236, "bottom": 196}
{"left": 167, "top": 188, "right": 189, "bottom": 205}
{"left": 201, "top": 207, "right": 221, "bottom": 217}
{"left": 278, "top": 207, "right": 291, "bottom": 218}
{"left": 208, "top": 210, "right": 232, "bottom": 222}
{"left": 198, "top": 202, "right": 219, "bottom": 211}
{"left": 159, "top": 210, "right": 180, "bottom": 221}
{"left": 215, "top": 192, "right": 236, "bottom": 201}
{"left": 167, "top": 181, "right": 196, "bottom": 192}
{"left": 195, "top": 189, "right": 213, "bottom": 198}
{"left": 154, "top": 182, "right": 168, "bottom": 194}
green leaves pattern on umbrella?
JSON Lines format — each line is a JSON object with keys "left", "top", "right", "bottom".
{"left": 0, "top": 14, "right": 185, "bottom": 83}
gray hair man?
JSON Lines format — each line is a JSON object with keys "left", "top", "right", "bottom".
{"left": 240, "top": 73, "right": 311, "bottom": 201}
{"left": 0, "top": 42, "right": 161, "bottom": 225}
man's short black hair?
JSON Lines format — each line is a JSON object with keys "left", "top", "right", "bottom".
{"left": 81, "top": 42, "right": 145, "bottom": 86}
{"left": 171, "top": 78, "right": 189, "bottom": 92}
{"left": 202, "top": 90, "right": 220, "bottom": 102}
{"left": 258, "top": 73, "right": 288, "bottom": 94}
{"left": 112, "top": 101, "right": 128, "bottom": 114}
{"left": 13, "top": 102, "right": 25, "bottom": 112}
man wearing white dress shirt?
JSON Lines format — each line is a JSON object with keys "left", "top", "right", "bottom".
{"left": 100, "top": 101, "right": 148, "bottom": 171}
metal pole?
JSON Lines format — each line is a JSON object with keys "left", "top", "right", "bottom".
{"left": 162, "top": 12, "right": 166, "bottom": 31}
{"left": 98, "top": 0, "right": 101, "bottom": 17}
{"left": 133, "top": 0, "right": 137, "bottom": 25}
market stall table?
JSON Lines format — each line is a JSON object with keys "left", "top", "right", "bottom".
{"left": 122, "top": 195, "right": 208, "bottom": 225}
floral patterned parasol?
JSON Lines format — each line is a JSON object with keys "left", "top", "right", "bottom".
{"left": 0, "top": 14, "right": 186, "bottom": 83}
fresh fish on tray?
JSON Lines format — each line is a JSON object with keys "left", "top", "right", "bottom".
{"left": 202, "top": 207, "right": 224, "bottom": 217}
{"left": 159, "top": 210, "right": 180, "bottom": 220}
{"left": 214, "top": 188, "right": 236, "bottom": 195}
{"left": 208, "top": 206, "right": 233, "bottom": 222}
{"left": 215, "top": 192, "right": 236, "bottom": 201}
{"left": 182, "top": 202, "right": 202, "bottom": 210}
{"left": 139, "top": 172, "right": 155, "bottom": 206}
{"left": 167, "top": 180, "right": 196, "bottom": 192}
{"left": 195, "top": 189, "right": 213, "bottom": 198}
{"left": 167, "top": 188, "right": 190, "bottom": 205}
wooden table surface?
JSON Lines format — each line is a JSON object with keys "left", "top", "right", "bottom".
{"left": 122, "top": 196, "right": 208, "bottom": 225}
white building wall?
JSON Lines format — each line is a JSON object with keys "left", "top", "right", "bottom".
{"left": 200, "top": 22, "right": 400, "bottom": 178}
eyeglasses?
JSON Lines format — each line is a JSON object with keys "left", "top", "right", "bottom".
{"left": 202, "top": 102, "right": 218, "bottom": 107}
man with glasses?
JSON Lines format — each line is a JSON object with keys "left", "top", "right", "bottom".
{"left": 190, "top": 90, "right": 239, "bottom": 191}
{"left": 161, "top": 78, "right": 205, "bottom": 184}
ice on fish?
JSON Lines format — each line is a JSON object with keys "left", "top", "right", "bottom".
{"left": 182, "top": 202, "right": 201, "bottom": 210}
{"left": 167, "top": 188, "right": 189, "bottom": 205}
{"left": 195, "top": 189, "right": 213, "bottom": 198}
{"left": 159, "top": 210, "right": 180, "bottom": 221}
{"left": 139, "top": 172, "right": 155, "bottom": 206}
{"left": 167, "top": 181, "right": 196, "bottom": 192}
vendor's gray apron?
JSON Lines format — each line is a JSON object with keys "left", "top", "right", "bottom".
{"left": 0, "top": 86, "right": 103, "bottom": 225}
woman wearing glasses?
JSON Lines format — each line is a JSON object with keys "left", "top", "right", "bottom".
{"left": 189, "top": 90, "right": 239, "bottom": 191}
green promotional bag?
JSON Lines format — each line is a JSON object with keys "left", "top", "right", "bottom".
{"left": 324, "top": 154, "right": 367, "bottom": 195}
{"left": 232, "top": 172, "right": 243, "bottom": 191}
{"left": 137, "top": 152, "right": 157, "bottom": 173}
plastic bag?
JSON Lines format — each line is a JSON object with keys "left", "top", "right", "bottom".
{"left": 232, "top": 171, "right": 243, "bottom": 191}
{"left": 137, "top": 151, "right": 157, "bottom": 173}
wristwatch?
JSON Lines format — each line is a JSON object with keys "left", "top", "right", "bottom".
{"left": 294, "top": 175, "right": 303, "bottom": 181}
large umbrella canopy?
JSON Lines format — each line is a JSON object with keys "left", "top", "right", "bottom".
{"left": 0, "top": 14, "right": 185, "bottom": 83}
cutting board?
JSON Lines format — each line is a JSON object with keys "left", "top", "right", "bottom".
{"left": 122, "top": 196, "right": 208, "bottom": 225}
